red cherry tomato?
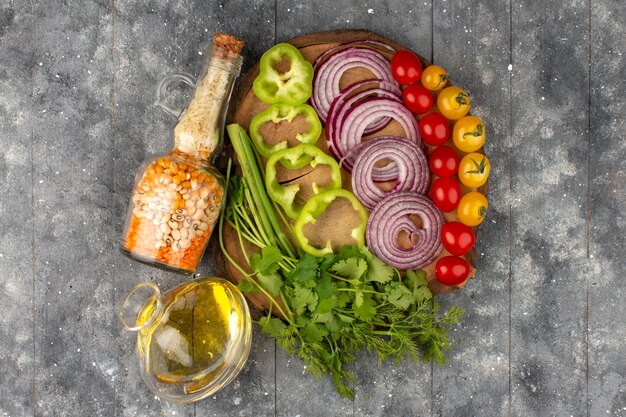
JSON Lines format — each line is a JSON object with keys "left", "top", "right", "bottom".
{"left": 441, "top": 222, "right": 476, "bottom": 256}
{"left": 435, "top": 256, "right": 471, "bottom": 285}
{"left": 402, "top": 84, "right": 433, "bottom": 114}
{"left": 418, "top": 112, "right": 450, "bottom": 146}
{"left": 429, "top": 146, "right": 459, "bottom": 177}
{"left": 390, "top": 50, "right": 423, "bottom": 85}
{"left": 431, "top": 177, "right": 461, "bottom": 212}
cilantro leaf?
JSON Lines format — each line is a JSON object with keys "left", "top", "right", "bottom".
{"left": 335, "top": 245, "right": 366, "bottom": 261}
{"left": 256, "top": 272, "right": 283, "bottom": 296}
{"left": 237, "top": 278, "right": 259, "bottom": 294}
{"left": 405, "top": 269, "right": 432, "bottom": 303}
{"left": 386, "top": 282, "right": 414, "bottom": 310}
{"left": 300, "top": 319, "right": 329, "bottom": 343}
{"left": 335, "top": 286, "right": 353, "bottom": 309}
{"left": 315, "top": 295, "right": 337, "bottom": 314}
{"left": 353, "top": 293, "right": 377, "bottom": 322}
{"left": 292, "top": 285, "right": 319, "bottom": 315}
{"left": 258, "top": 316, "right": 287, "bottom": 337}
{"left": 249, "top": 246, "right": 282, "bottom": 275}
{"left": 330, "top": 258, "right": 368, "bottom": 281}
{"left": 406, "top": 269, "right": 429, "bottom": 287}
{"left": 316, "top": 274, "right": 336, "bottom": 299}
{"left": 367, "top": 255, "right": 395, "bottom": 284}
{"left": 288, "top": 253, "right": 320, "bottom": 287}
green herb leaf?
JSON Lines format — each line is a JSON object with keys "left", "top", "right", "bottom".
{"left": 300, "top": 319, "right": 329, "bottom": 343}
{"left": 367, "top": 255, "right": 395, "bottom": 284}
{"left": 250, "top": 246, "right": 283, "bottom": 275}
{"left": 256, "top": 272, "right": 283, "bottom": 296}
{"left": 316, "top": 274, "right": 336, "bottom": 299}
{"left": 293, "top": 285, "right": 319, "bottom": 315}
{"left": 331, "top": 258, "right": 368, "bottom": 281}
{"left": 385, "top": 282, "right": 414, "bottom": 310}
{"left": 353, "top": 293, "right": 377, "bottom": 322}
{"left": 315, "top": 295, "right": 337, "bottom": 314}
{"left": 336, "top": 245, "right": 366, "bottom": 261}
{"left": 405, "top": 270, "right": 432, "bottom": 303}
{"left": 237, "top": 278, "right": 259, "bottom": 294}
{"left": 288, "top": 253, "right": 320, "bottom": 287}
{"left": 259, "top": 315, "right": 287, "bottom": 337}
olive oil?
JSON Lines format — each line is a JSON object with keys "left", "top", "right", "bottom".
{"left": 123, "top": 277, "right": 251, "bottom": 402}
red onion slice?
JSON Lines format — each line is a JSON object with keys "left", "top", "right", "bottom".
{"left": 328, "top": 96, "right": 421, "bottom": 173}
{"left": 311, "top": 47, "right": 398, "bottom": 123}
{"left": 326, "top": 79, "right": 402, "bottom": 147}
{"left": 351, "top": 137, "right": 429, "bottom": 211}
{"left": 366, "top": 192, "right": 444, "bottom": 270}
{"left": 313, "top": 40, "right": 396, "bottom": 69}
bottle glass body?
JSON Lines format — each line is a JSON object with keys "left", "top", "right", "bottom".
{"left": 120, "top": 42, "right": 242, "bottom": 274}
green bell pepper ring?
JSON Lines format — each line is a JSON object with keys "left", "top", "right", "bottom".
{"left": 294, "top": 189, "right": 368, "bottom": 257}
{"left": 249, "top": 103, "right": 322, "bottom": 161}
{"left": 253, "top": 43, "right": 314, "bottom": 105}
{"left": 266, "top": 144, "right": 342, "bottom": 220}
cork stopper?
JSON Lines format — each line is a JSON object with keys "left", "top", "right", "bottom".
{"left": 213, "top": 33, "right": 245, "bottom": 55}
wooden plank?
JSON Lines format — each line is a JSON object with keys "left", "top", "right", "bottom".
{"left": 274, "top": 3, "right": 433, "bottom": 416}
{"left": 509, "top": 0, "right": 589, "bottom": 414}
{"left": 588, "top": 0, "right": 626, "bottom": 414}
{"left": 0, "top": 2, "right": 34, "bottom": 416}
{"left": 29, "top": 1, "right": 119, "bottom": 415}
{"left": 112, "top": 1, "right": 276, "bottom": 415}
{"left": 431, "top": 0, "right": 512, "bottom": 415}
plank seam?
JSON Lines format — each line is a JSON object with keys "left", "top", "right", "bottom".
{"left": 110, "top": 0, "right": 118, "bottom": 415}
{"left": 585, "top": 1, "right": 591, "bottom": 416}
{"left": 507, "top": 0, "right": 513, "bottom": 415}
{"left": 30, "top": 0, "right": 37, "bottom": 415}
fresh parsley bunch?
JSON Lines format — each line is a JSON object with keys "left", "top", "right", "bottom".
{"left": 241, "top": 245, "right": 463, "bottom": 399}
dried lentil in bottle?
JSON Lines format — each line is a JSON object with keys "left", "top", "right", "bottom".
{"left": 121, "top": 34, "right": 244, "bottom": 274}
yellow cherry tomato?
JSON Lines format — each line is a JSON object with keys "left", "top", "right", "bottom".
{"left": 457, "top": 192, "right": 488, "bottom": 226}
{"left": 453, "top": 116, "right": 485, "bottom": 152}
{"left": 437, "top": 86, "right": 471, "bottom": 120}
{"left": 421, "top": 65, "right": 448, "bottom": 92}
{"left": 458, "top": 153, "right": 490, "bottom": 188}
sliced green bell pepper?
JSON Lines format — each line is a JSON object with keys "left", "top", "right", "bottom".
{"left": 250, "top": 103, "right": 322, "bottom": 160}
{"left": 266, "top": 144, "right": 342, "bottom": 220}
{"left": 253, "top": 43, "right": 314, "bottom": 105}
{"left": 294, "top": 189, "right": 368, "bottom": 257}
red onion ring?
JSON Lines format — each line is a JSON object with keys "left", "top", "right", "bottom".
{"left": 338, "top": 136, "right": 400, "bottom": 181}
{"left": 366, "top": 192, "right": 444, "bottom": 270}
{"left": 313, "top": 40, "right": 396, "bottom": 69}
{"left": 327, "top": 96, "right": 421, "bottom": 173}
{"left": 311, "top": 47, "right": 398, "bottom": 123}
{"left": 351, "top": 137, "right": 429, "bottom": 211}
{"left": 326, "top": 79, "right": 402, "bottom": 142}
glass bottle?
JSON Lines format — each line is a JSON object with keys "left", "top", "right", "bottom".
{"left": 120, "top": 277, "right": 252, "bottom": 403}
{"left": 120, "top": 33, "right": 244, "bottom": 274}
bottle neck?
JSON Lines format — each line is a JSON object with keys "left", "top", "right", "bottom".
{"left": 174, "top": 48, "right": 242, "bottom": 161}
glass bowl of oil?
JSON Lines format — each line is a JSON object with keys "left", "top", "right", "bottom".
{"left": 120, "top": 277, "right": 252, "bottom": 403}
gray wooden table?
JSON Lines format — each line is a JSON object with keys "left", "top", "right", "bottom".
{"left": 1, "top": 0, "right": 624, "bottom": 416}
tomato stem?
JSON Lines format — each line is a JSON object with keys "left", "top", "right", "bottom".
{"left": 455, "top": 92, "right": 469, "bottom": 109}
{"left": 435, "top": 74, "right": 448, "bottom": 89}
{"left": 465, "top": 157, "right": 488, "bottom": 174}
{"left": 462, "top": 124, "right": 483, "bottom": 138}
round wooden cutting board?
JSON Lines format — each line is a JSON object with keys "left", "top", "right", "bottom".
{"left": 215, "top": 30, "right": 488, "bottom": 314}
